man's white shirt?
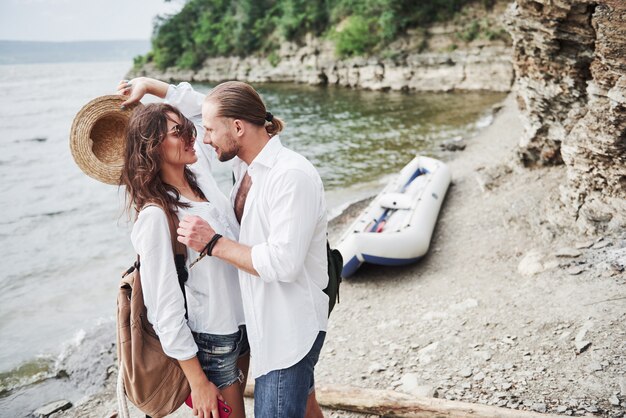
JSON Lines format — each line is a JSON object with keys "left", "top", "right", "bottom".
{"left": 166, "top": 83, "right": 329, "bottom": 378}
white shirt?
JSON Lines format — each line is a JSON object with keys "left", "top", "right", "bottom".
{"left": 130, "top": 90, "right": 245, "bottom": 361}
{"left": 167, "top": 84, "right": 329, "bottom": 378}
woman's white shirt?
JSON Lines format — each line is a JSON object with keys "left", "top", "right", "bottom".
{"left": 130, "top": 196, "right": 244, "bottom": 361}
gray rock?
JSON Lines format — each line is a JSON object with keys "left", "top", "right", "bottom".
{"left": 586, "top": 405, "right": 599, "bottom": 413}
{"left": 557, "top": 405, "right": 568, "bottom": 413}
{"left": 473, "top": 372, "right": 486, "bottom": 382}
{"left": 459, "top": 368, "right": 473, "bottom": 378}
{"left": 567, "top": 266, "right": 585, "bottom": 275}
{"left": 440, "top": 137, "right": 466, "bottom": 151}
{"left": 576, "top": 321, "right": 593, "bottom": 342}
{"left": 518, "top": 250, "right": 545, "bottom": 276}
{"left": 575, "top": 240, "right": 595, "bottom": 249}
{"left": 367, "top": 362, "right": 386, "bottom": 373}
{"left": 473, "top": 350, "right": 492, "bottom": 362}
{"left": 507, "top": 401, "right": 520, "bottom": 409}
{"left": 398, "top": 373, "right": 435, "bottom": 397}
{"left": 532, "top": 403, "right": 547, "bottom": 413}
{"left": 609, "top": 395, "right": 620, "bottom": 406}
{"left": 588, "top": 361, "right": 603, "bottom": 372}
{"left": 555, "top": 247, "right": 582, "bottom": 258}
{"left": 34, "top": 400, "right": 72, "bottom": 417}
{"left": 575, "top": 340, "right": 592, "bottom": 354}
{"left": 592, "top": 240, "right": 611, "bottom": 249}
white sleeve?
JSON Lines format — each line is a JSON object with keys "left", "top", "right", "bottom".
{"left": 165, "top": 82, "right": 217, "bottom": 177}
{"left": 131, "top": 206, "right": 197, "bottom": 361}
{"left": 164, "top": 82, "right": 205, "bottom": 118}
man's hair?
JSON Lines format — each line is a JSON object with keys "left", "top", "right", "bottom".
{"left": 206, "top": 81, "right": 284, "bottom": 136}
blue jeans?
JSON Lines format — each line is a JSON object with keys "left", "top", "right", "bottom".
{"left": 254, "top": 331, "right": 326, "bottom": 418}
{"left": 192, "top": 325, "right": 248, "bottom": 389}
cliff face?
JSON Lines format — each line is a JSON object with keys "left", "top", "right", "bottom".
{"left": 508, "top": 0, "right": 626, "bottom": 233}
{"left": 133, "top": 35, "right": 513, "bottom": 93}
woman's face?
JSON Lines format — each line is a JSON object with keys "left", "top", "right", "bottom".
{"left": 160, "top": 112, "right": 197, "bottom": 167}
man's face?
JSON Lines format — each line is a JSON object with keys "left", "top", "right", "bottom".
{"left": 202, "top": 100, "right": 239, "bottom": 162}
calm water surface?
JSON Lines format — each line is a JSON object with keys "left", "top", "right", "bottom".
{"left": 0, "top": 60, "right": 505, "bottom": 411}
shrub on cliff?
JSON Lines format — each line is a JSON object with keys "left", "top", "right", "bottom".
{"left": 147, "top": 0, "right": 479, "bottom": 70}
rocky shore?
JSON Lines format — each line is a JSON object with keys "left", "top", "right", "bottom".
{"left": 37, "top": 93, "right": 624, "bottom": 418}
{"left": 128, "top": 2, "right": 514, "bottom": 93}
{"left": 130, "top": 41, "right": 513, "bottom": 93}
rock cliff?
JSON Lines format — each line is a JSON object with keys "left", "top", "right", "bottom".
{"left": 132, "top": 34, "right": 513, "bottom": 93}
{"left": 507, "top": 0, "right": 626, "bottom": 233}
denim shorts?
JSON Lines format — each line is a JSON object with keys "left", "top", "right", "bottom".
{"left": 192, "top": 325, "right": 248, "bottom": 389}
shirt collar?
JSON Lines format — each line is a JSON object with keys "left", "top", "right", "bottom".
{"left": 249, "top": 135, "right": 282, "bottom": 169}
{"left": 232, "top": 135, "right": 282, "bottom": 179}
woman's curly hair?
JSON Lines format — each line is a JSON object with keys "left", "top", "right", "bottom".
{"left": 120, "top": 103, "right": 205, "bottom": 217}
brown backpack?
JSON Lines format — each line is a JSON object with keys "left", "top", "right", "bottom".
{"left": 116, "top": 208, "right": 191, "bottom": 418}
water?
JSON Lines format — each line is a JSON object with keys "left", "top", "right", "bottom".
{"left": 0, "top": 60, "right": 505, "bottom": 413}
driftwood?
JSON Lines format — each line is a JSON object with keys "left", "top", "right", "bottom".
{"left": 243, "top": 383, "right": 549, "bottom": 417}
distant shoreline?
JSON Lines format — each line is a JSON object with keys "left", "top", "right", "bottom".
{"left": 0, "top": 40, "right": 150, "bottom": 65}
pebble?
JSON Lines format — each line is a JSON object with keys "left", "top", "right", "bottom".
{"left": 532, "top": 402, "right": 547, "bottom": 413}
{"left": 473, "top": 350, "right": 492, "bottom": 361}
{"left": 557, "top": 405, "right": 568, "bottom": 413}
{"left": 518, "top": 250, "right": 545, "bottom": 276}
{"left": 502, "top": 336, "right": 517, "bottom": 345}
{"left": 592, "top": 240, "right": 611, "bottom": 249}
{"left": 440, "top": 137, "right": 466, "bottom": 151}
{"left": 507, "top": 401, "right": 520, "bottom": 409}
{"left": 609, "top": 395, "right": 620, "bottom": 406}
{"left": 473, "top": 372, "right": 485, "bottom": 382}
{"left": 588, "top": 361, "right": 603, "bottom": 372}
{"left": 34, "top": 400, "right": 72, "bottom": 417}
{"left": 555, "top": 247, "right": 582, "bottom": 258}
{"left": 575, "top": 240, "right": 595, "bottom": 249}
{"left": 567, "top": 266, "right": 585, "bottom": 275}
{"left": 575, "top": 340, "right": 592, "bottom": 354}
{"left": 367, "top": 362, "right": 386, "bottom": 373}
{"left": 460, "top": 368, "right": 473, "bottom": 378}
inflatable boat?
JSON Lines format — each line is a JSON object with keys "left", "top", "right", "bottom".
{"left": 336, "top": 155, "right": 451, "bottom": 277}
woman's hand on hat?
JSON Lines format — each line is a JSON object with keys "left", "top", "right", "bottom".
{"left": 116, "top": 77, "right": 170, "bottom": 107}
{"left": 117, "top": 78, "right": 147, "bottom": 107}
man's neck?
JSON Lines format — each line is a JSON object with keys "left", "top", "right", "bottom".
{"left": 238, "top": 130, "right": 272, "bottom": 166}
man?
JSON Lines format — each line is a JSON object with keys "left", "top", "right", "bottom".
{"left": 120, "top": 78, "right": 328, "bottom": 418}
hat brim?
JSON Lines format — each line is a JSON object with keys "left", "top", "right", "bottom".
{"left": 69, "top": 95, "right": 143, "bottom": 185}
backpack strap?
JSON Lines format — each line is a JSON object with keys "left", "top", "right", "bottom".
{"left": 163, "top": 208, "right": 189, "bottom": 320}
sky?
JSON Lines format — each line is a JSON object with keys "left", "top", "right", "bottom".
{"left": 0, "top": 0, "right": 185, "bottom": 42}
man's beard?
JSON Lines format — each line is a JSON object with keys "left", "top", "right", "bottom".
{"left": 217, "top": 132, "right": 239, "bottom": 162}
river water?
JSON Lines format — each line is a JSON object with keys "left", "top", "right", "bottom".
{"left": 0, "top": 60, "right": 505, "bottom": 415}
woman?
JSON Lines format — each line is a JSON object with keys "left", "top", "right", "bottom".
{"left": 121, "top": 103, "right": 247, "bottom": 418}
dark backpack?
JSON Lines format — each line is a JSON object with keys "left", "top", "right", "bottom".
{"left": 324, "top": 241, "right": 343, "bottom": 316}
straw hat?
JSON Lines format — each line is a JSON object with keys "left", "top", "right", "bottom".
{"left": 70, "top": 95, "right": 143, "bottom": 185}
